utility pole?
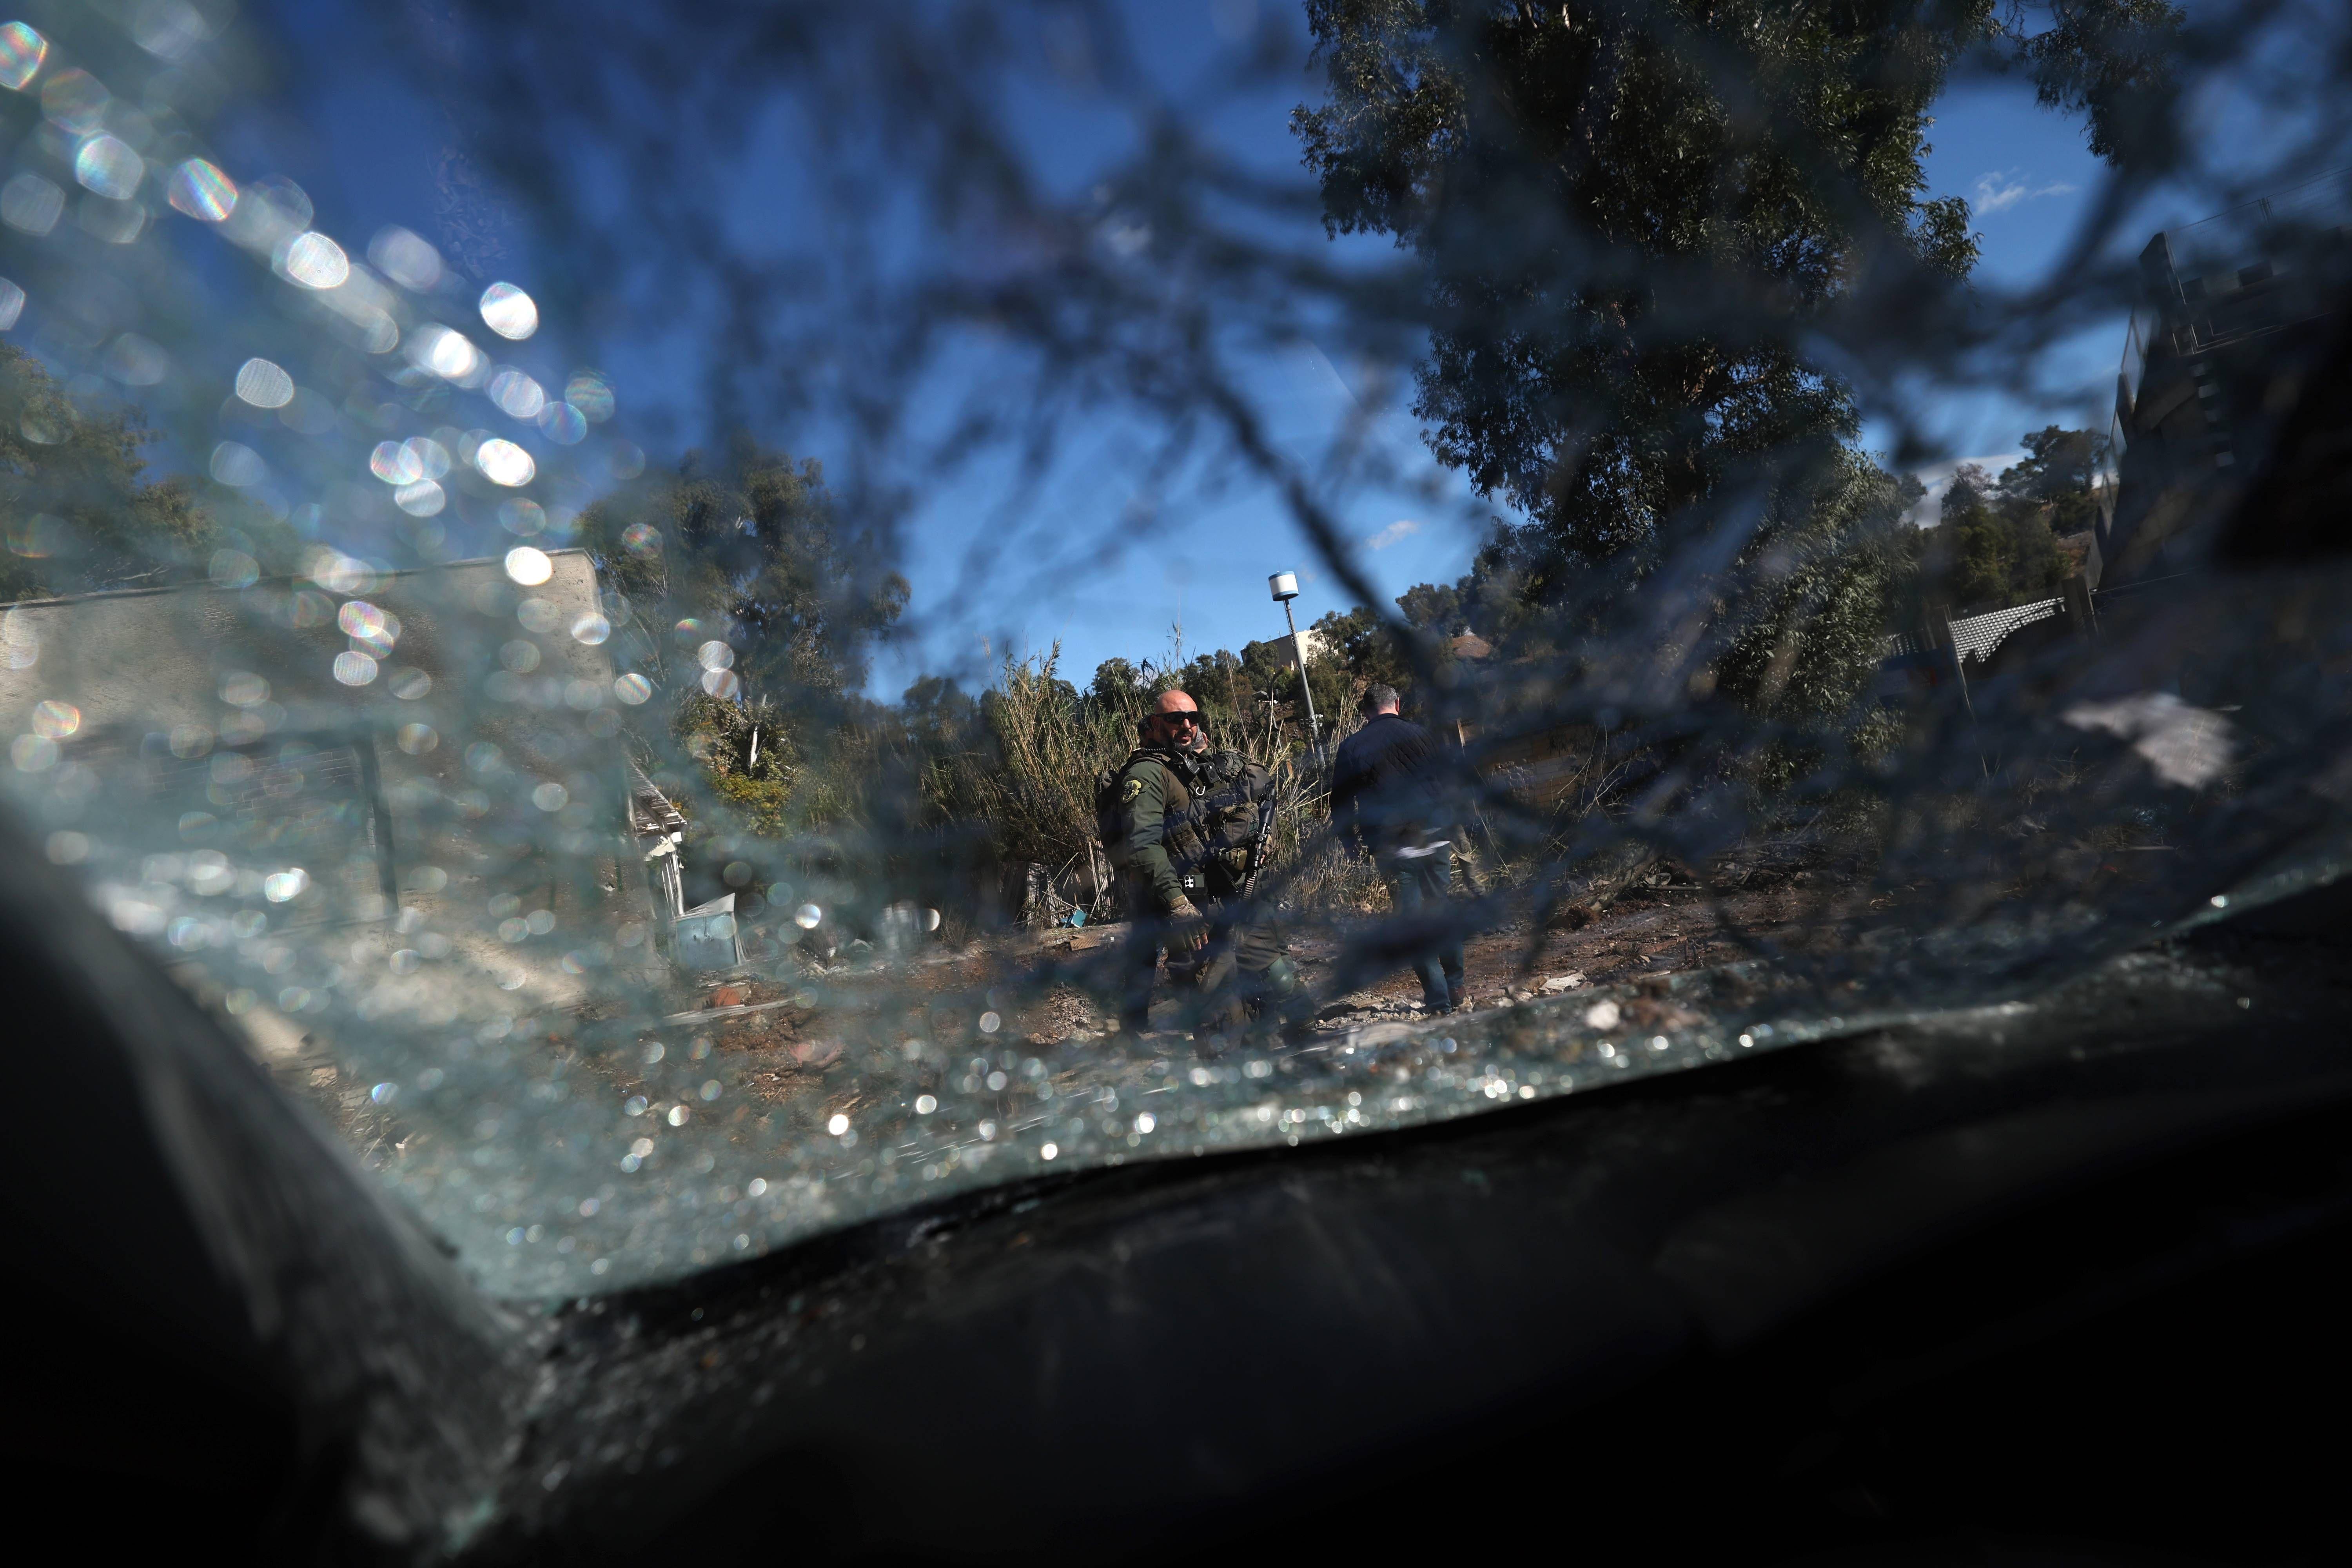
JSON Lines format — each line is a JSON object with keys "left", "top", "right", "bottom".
{"left": 1268, "top": 572, "right": 1323, "bottom": 767}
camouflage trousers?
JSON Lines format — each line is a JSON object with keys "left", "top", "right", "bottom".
{"left": 1116, "top": 875, "right": 1302, "bottom": 1035}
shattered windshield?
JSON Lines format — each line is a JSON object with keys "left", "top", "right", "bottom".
{"left": 2, "top": 0, "right": 2347, "bottom": 1298}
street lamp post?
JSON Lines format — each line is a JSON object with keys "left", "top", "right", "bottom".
{"left": 1268, "top": 572, "right": 1323, "bottom": 766}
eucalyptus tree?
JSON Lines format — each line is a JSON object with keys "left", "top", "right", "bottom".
{"left": 1291, "top": 0, "right": 2180, "bottom": 639}
{"left": 0, "top": 344, "right": 215, "bottom": 603}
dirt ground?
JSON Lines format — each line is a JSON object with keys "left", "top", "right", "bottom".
{"left": 641, "top": 873, "right": 1873, "bottom": 1115}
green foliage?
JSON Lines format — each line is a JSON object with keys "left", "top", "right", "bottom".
{"left": 576, "top": 446, "right": 908, "bottom": 707}
{"left": 0, "top": 344, "right": 215, "bottom": 601}
{"left": 1396, "top": 560, "right": 1531, "bottom": 649}
{"left": 1943, "top": 464, "right": 2066, "bottom": 609}
{"left": 1874, "top": 425, "right": 2102, "bottom": 637}
{"left": 1395, "top": 580, "right": 1464, "bottom": 635}
{"left": 1087, "top": 657, "right": 1147, "bottom": 717}
{"left": 1294, "top": 0, "right": 1992, "bottom": 584}
{"left": 1309, "top": 606, "right": 1413, "bottom": 695}
{"left": 710, "top": 770, "right": 792, "bottom": 838}
{"left": 900, "top": 673, "right": 979, "bottom": 749}
{"left": 674, "top": 690, "right": 797, "bottom": 784}
{"left": 1713, "top": 450, "right": 1912, "bottom": 723}
{"left": 575, "top": 446, "right": 906, "bottom": 837}
{"left": 2022, "top": 0, "right": 2188, "bottom": 161}
{"left": 900, "top": 648, "right": 1148, "bottom": 874}
{"left": 964, "top": 650, "right": 1128, "bottom": 870}
{"left": 1292, "top": 0, "right": 2172, "bottom": 755}
{"left": 1998, "top": 425, "right": 2105, "bottom": 537}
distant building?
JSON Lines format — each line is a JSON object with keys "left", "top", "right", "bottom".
{"left": 2094, "top": 173, "right": 2352, "bottom": 589}
{"left": 1866, "top": 177, "right": 2352, "bottom": 700}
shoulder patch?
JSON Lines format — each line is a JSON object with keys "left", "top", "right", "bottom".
{"left": 1121, "top": 776, "right": 1145, "bottom": 803}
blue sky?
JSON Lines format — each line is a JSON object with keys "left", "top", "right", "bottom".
{"left": 1882, "top": 71, "right": 2122, "bottom": 523}
{"left": 861, "top": 16, "right": 2152, "bottom": 697}
{"left": 72, "top": 1, "right": 2308, "bottom": 701}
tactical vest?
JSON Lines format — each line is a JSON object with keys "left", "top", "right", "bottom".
{"left": 1095, "top": 747, "right": 1211, "bottom": 872}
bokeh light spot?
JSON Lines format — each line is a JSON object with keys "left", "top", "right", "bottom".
{"left": 402, "top": 436, "right": 451, "bottom": 479}
{"left": 168, "top": 157, "right": 239, "bottom": 222}
{"left": 505, "top": 546, "right": 554, "bottom": 586}
{"left": 31, "top": 699, "right": 79, "bottom": 739}
{"left": 337, "top": 600, "right": 397, "bottom": 651}
{"left": 479, "top": 282, "right": 539, "bottom": 339}
{"left": 40, "top": 68, "right": 106, "bottom": 134}
{"left": 132, "top": 0, "right": 211, "bottom": 61}
{"left": 235, "top": 358, "right": 294, "bottom": 408}
{"left": 0, "top": 22, "right": 49, "bottom": 91}
{"left": 221, "top": 174, "right": 310, "bottom": 252}
{"left": 564, "top": 370, "right": 614, "bottom": 421}
{"left": 81, "top": 194, "right": 147, "bottom": 245}
{"left": 167, "top": 158, "right": 237, "bottom": 222}
{"left": 536, "top": 402, "right": 586, "bottom": 445}
{"left": 490, "top": 367, "right": 546, "bottom": 421}
{"left": 370, "top": 441, "right": 422, "bottom": 485}
{"left": 209, "top": 442, "right": 267, "bottom": 488}
{"left": 410, "top": 324, "right": 486, "bottom": 384}
{"left": 103, "top": 334, "right": 169, "bottom": 386}
{"left": 73, "top": 135, "right": 143, "bottom": 200}
{"left": 368, "top": 225, "right": 441, "bottom": 290}
{"left": 1, "top": 173, "right": 63, "bottom": 236}
{"left": 476, "top": 438, "right": 535, "bottom": 486}
{"left": 279, "top": 231, "right": 350, "bottom": 290}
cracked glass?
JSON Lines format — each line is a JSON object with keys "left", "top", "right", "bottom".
{"left": 0, "top": 0, "right": 2347, "bottom": 1296}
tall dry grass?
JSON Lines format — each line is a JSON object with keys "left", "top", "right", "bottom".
{"left": 916, "top": 646, "right": 1379, "bottom": 922}
{"left": 941, "top": 649, "right": 1132, "bottom": 886}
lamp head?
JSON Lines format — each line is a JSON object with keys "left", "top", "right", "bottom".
{"left": 1268, "top": 571, "right": 1299, "bottom": 603}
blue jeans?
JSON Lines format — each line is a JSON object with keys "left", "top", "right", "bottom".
{"left": 1382, "top": 845, "right": 1465, "bottom": 1010}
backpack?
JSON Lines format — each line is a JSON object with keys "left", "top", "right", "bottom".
{"left": 1096, "top": 751, "right": 1159, "bottom": 865}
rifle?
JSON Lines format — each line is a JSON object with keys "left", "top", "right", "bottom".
{"left": 1239, "top": 791, "right": 1280, "bottom": 901}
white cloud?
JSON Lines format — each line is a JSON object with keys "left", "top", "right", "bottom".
{"left": 1902, "top": 453, "right": 2022, "bottom": 527}
{"left": 1366, "top": 518, "right": 1423, "bottom": 550}
{"left": 1972, "top": 169, "right": 2079, "bottom": 216}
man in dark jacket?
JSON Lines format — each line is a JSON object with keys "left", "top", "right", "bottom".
{"left": 1328, "top": 684, "right": 1465, "bottom": 1013}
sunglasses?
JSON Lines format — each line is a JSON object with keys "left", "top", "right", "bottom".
{"left": 1155, "top": 711, "right": 1201, "bottom": 728}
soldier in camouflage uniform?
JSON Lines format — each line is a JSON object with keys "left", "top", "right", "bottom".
{"left": 1105, "top": 689, "right": 1305, "bottom": 1037}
